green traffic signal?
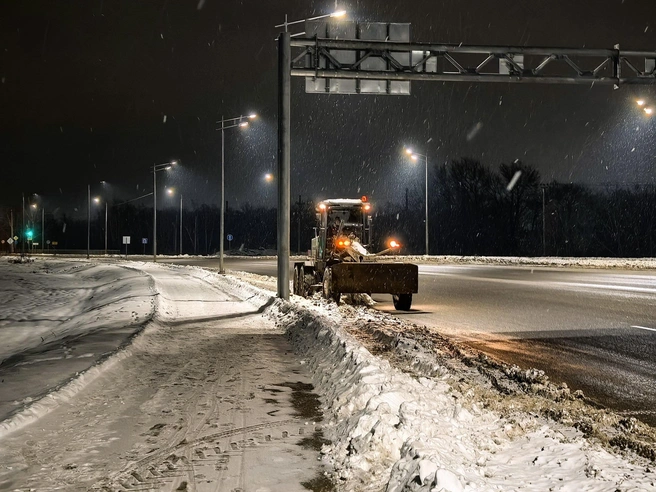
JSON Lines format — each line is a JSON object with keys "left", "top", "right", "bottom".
{"left": 26, "top": 230, "right": 33, "bottom": 240}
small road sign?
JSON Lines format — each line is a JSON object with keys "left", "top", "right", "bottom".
{"left": 142, "top": 238, "right": 148, "bottom": 244}
{"left": 7, "top": 238, "right": 13, "bottom": 245}
{"left": 227, "top": 234, "right": 233, "bottom": 241}
{"left": 123, "top": 236, "right": 131, "bottom": 244}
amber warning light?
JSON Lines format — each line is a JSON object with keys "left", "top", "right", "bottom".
{"left": 389, "top": 239, "right": 401, "bottom": 249}
{"left": 336, "top": 237, "right": 352, "bottom": 248}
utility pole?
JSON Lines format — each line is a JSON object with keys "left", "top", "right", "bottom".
{"left": 87, "top": 184, "right": 91, "bottom": 259}
{"left": 179, "top": 194, "right": 183, "bottom": 255}
{"left": 297, "top": 194, "right": 302, "bottom": 254}
{"left": 104, "top": 202, "right": 108, "bottom": 255}
{"left": 542, "top": 185, "right": 546, "bottom": 256}
{"left": 41, "top": 207, "right": 45, "bottom": 254}
{"left": 21, "top": 193, "right": 25, "bottom": 258}
{"left": 10, "top": 209, "right": 14, "bottom": 254}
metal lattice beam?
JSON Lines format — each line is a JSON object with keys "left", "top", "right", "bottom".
{"left": 290, "top": 38, "right": 656, "bottom": 86}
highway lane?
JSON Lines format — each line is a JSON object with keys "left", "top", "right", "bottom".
{"left": 161, "top": 256, "right": 656, "bottom": 426}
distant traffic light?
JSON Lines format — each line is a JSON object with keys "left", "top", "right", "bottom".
{"left": 26, "top": 229, "right": 33, "bottom": 240}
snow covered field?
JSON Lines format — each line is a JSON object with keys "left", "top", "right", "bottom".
{"left": 0, "top": 257, "right": 655, "bottom": 491}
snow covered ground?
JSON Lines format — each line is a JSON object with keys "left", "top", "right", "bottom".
{"left": 0, "top": 257, "right": 655, "bottom": 491}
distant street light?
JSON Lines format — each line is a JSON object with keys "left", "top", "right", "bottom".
{"left": 216, "top": 113, "right": 257, "bottom": 273}
{"left": 93, "top": 196, "right": 108, "bottom": 255}
{"left": 153, "top": 160, "right": 178, "bottom": 262}
{"left": 636, "top": 98, "right": 654, "bottom": 115}
{"left": 275, "top": 9, "right": 346, "bottom": 35}
{"left": 264, "top": 173, "right": 274, "bottom": 182}
{"left": 167, "top": 187, "right": 183, "bottom": 255}
{"left": 404, "top": 146, "right": 430, "bottom": 256}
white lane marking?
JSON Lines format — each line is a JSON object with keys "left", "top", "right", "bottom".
{"left": 631, "top": 325, "right": 656, "bottom": 333}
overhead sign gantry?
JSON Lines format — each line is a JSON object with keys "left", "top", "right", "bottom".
{"left": 276, "top": 20, "right": 656, "bottom": 299}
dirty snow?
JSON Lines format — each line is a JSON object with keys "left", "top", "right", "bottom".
{"left": 0, "top": 257, "right": 655, "bottom": 491}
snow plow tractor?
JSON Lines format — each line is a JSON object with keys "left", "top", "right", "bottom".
{"left": 292, "top": 197, "right": 418, "bottom": 310}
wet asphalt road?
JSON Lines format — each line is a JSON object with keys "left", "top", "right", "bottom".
{"left": 160, "top": 256, "right": 656, "bottom": 426}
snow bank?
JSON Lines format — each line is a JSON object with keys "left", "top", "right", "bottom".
{"left": 262, "top": 296, "right": 656, "bottom": 491}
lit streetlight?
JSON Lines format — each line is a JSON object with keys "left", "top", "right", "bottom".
{"left": 264, "top": 173, "right": 274, "bottom": 182}
{"left": 216, "top": 113, "right": 257, "bottom": 273}
{"left": 404, "top": 146, "right": 430, "bottom": 256}
{"left": 636, "top": 99, "right": 654, "bottom": 115}
{"left": 153, "top": 160, "right": 178, "bottom": 261}
{"left": 167, "top": 187, "right": 183, "bottom": 255}
{"left": 93, "top": 196, "right": 109, "bottom": 255}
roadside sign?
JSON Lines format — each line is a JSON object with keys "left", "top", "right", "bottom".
{"left": 52, "top": 241, "right": 58, "bottom": 246}
{"left": 13, "top": 236, "right": 18, "bottom": 241}
{"left": 123, "top": 236, "right": 131, "bottom": 244}
{"left": 142, "top": 238, "right": 148, "bottom": 244}
{"left": 227, "top": 234, "right": 233, "bottom": 241}
{"left": 7, "top": 238, "right": 13, "bottom": 245}
{"left": 46, "top": 240, "right": 51, "bottom": 245}
{"left": 32, "top": 242, "right": 39, "bottom": 246}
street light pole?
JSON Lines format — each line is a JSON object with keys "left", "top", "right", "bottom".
{"left": 221, "top": 119, "right": 225, "bottom": 271}
{"left": 41, "top": 207, "right": 44, "bottom": 255}
{"left": 21, "top": 192, "right": 25, "bottom": 258}
{"left": 87, "top": 184, "right": 91, "bottom": 259}
{"left": 405, "top": 148, "right": 429, "bottom": 256}
{"left": 216, "top": 113, "right": 257, "bottom": 274}
{"left": 152, "top": 161, "right": 178, "bottom": 262}
{"left": 104, "top": 201, "right": 108, "bottom": 255}
{"left": 153, "top": 167, "right": 157, "bottom": 262}
{"left": 179, "top": 194, "right": 183, "bottom": 256}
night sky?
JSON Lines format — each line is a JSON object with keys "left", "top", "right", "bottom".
{"left": 2, "top": 0, "right": 656, "bottom": 218}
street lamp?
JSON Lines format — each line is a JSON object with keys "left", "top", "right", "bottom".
{"left": 153, "top": 160, "right": 178, "bottom": 261}
{"left": 167, "top": 187, "right": 183, "bottom": 255}
{"left": 28, "top": 200, "right": 43, "bottom": 254}
{"left": 216, "top": 113, "right": 257, "bottom": 273}
{"left": 93, "top": 196, "right": 108, "bottom": 255}
{"left": 636, "top": 99, "right": 654, "bottom": 115}
{"left": 404, "top": 147, "right": 430, "bottom": 256}
{"left": 275, "top": 9, "right": 346, "bottom": 35}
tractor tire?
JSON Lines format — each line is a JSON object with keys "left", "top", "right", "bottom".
{"left": 298, "top": 266, "right": 308, "bottom": 297}
{"left": 293, "top": 266, "right": 300, "bottom": 295}
{"left": 322, "top": 268, "right": 341, "bottom": 304}
{"left": 392, "top": 293, "right": 413, "bottom": 311}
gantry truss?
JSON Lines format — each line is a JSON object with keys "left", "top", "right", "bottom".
{"left": 290, "top": 38, "right": 656, "bottom": 86}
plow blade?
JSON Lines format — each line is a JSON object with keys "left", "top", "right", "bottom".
{"left": 331, "top": 262, "right": 418, "bottom": 294}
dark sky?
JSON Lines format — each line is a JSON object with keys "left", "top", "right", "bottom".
{"left": 2, "top": 0, "right": 656, "bottom": 217}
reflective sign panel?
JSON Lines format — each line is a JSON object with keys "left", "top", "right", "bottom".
{"left": 304, "top": 21, "right": 411, "bottom": 95}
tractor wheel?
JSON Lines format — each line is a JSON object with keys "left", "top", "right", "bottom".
{"left": 298, "top": 266, "right": 308, "bottom": 297}
{"left": 392, "top": 293, "right": 412, "bottom": 311}
{"left": 293, "top": 266, "right": 300, "bottom": 295}
{"left": 322, "top": 268, "right": 341, "bottom": 304}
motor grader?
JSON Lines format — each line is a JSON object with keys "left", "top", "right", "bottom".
{"left": 292, "top": 197, "right": 418, "bottom": 310}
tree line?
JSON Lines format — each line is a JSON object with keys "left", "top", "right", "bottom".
{"left": 1, "top": 158, "right": 655, "bottom": 257}
{"left": 375, "top": 158, "right": 656, "bottom": 257}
